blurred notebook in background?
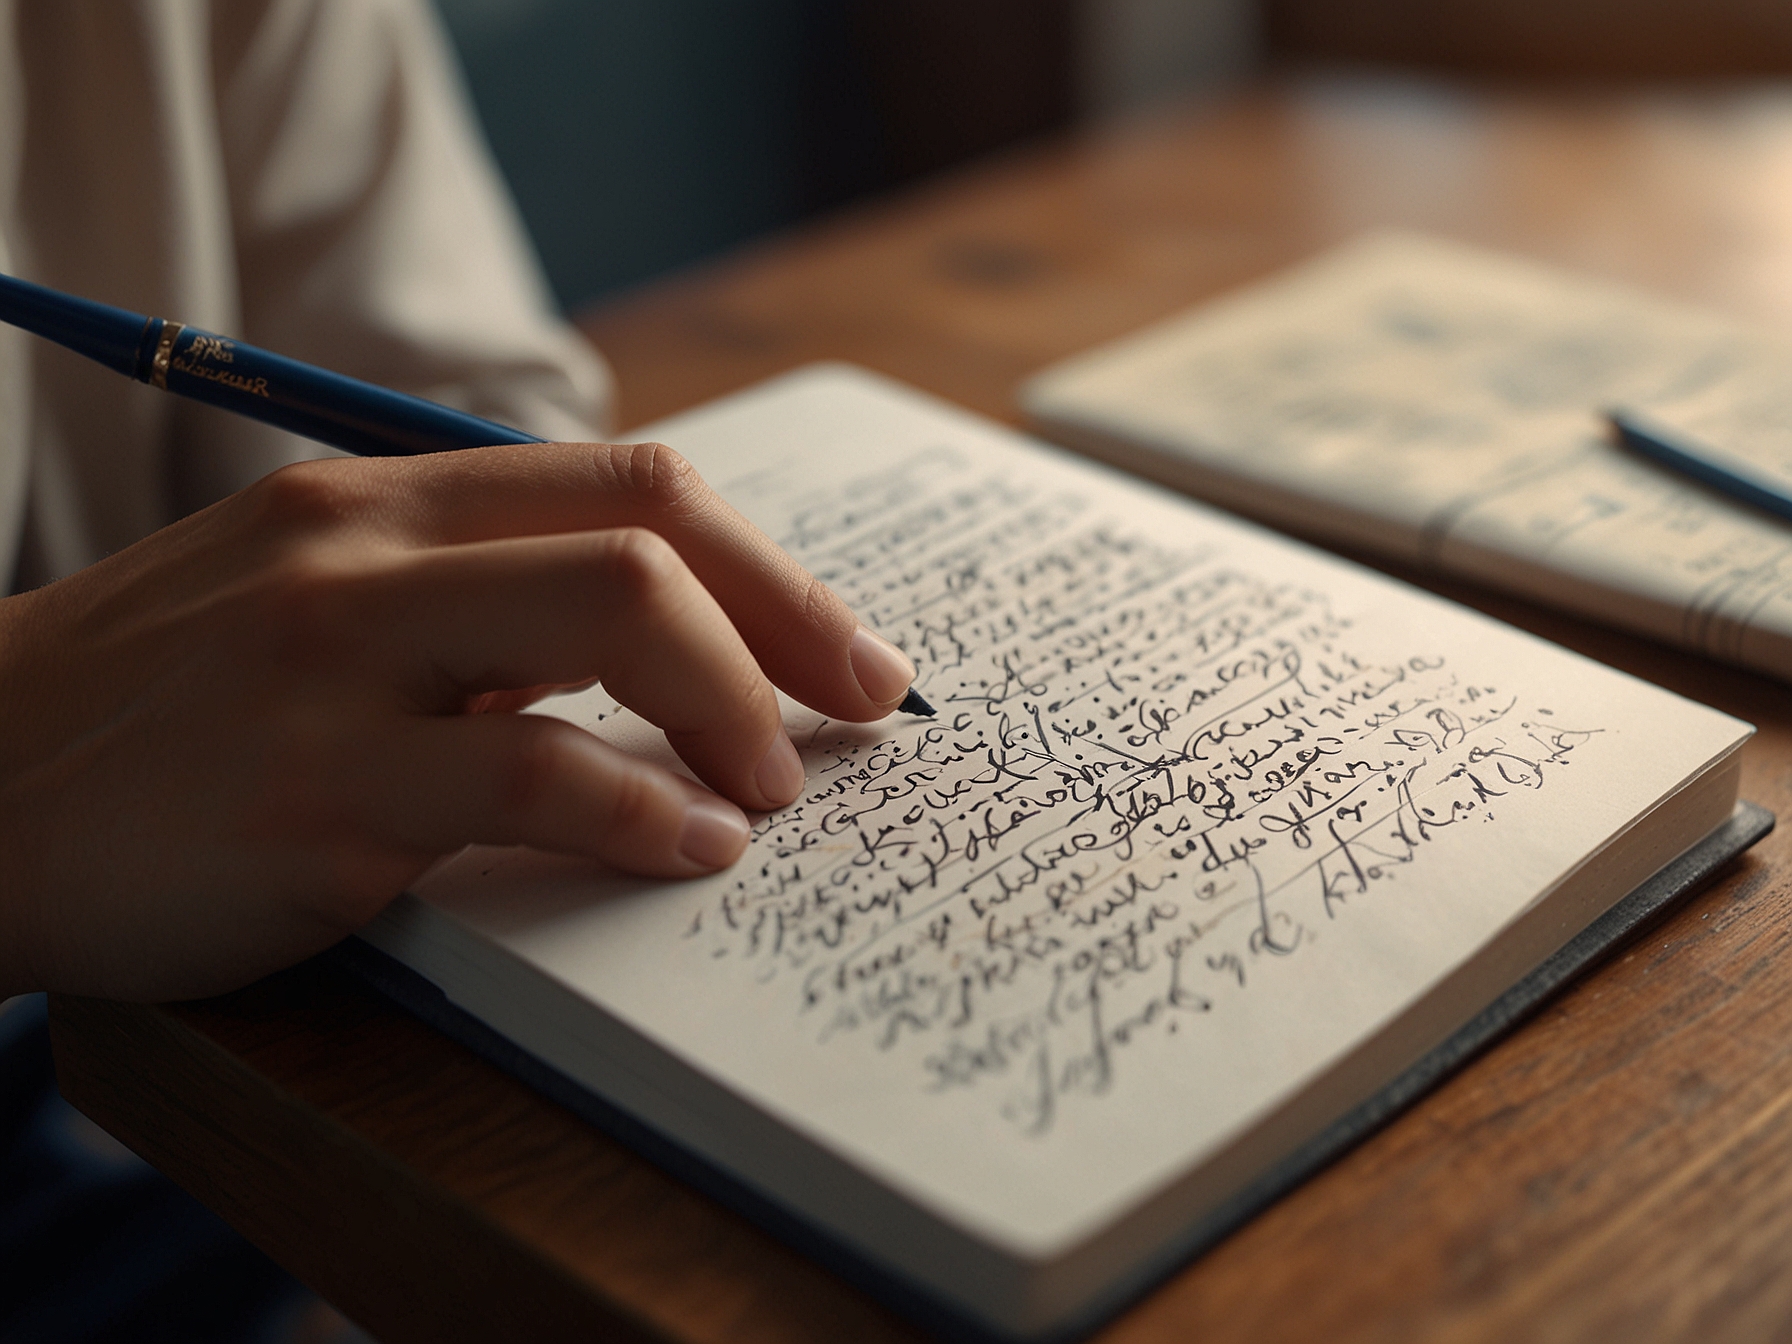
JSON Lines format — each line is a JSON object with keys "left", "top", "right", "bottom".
{"left": 1023, "top": 233, "right": 1792, "bottom": 683}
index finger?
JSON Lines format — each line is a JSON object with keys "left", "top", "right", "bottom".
{"left": 329, "top": 442, "right": 918, "bottom": 721}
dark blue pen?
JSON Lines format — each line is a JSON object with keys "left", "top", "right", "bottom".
{"left": 0, "top": 270, "right": 937, "bottom": 716}
{"left": 0, "top": 270, "right": 544, "bottom": 456}
{"left": 1609, "top": 406, "right": 1792, "bottom": 527}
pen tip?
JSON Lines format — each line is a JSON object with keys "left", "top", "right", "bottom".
{"left": 899, "top": 687, "right": 936, "bottom": 718}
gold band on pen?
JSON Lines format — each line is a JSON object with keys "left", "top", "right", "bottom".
{"left": 149, "top": 321, "right": 184, "bottom": 389}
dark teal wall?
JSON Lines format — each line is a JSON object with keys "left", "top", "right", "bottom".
{"left": 435, "top": 2, "right": 1079, "bottom": 311}
{"left": 434, "top": 0, "right": 884, "bottom": 311}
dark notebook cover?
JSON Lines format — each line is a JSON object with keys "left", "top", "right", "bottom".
{"left": 329, "top": 800, "right": 1773, "bottom": 1344}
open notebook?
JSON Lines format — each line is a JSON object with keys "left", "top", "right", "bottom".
{"left": 1023, "top": 233, "right": 1792, "bottom": 684}
{"left": 353, "top": 365, "right": 1759, "bottom": 1342}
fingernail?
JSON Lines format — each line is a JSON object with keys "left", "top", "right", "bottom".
{"left": 850, "top": 626, "right": 917, "bottom": 706}
{"left": 678, "top": 795, "right": 751, "bottom": 869}
{"left": 755, "top": 732, "right": 805, "bottom": 806}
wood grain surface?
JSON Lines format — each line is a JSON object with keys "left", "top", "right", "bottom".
{"left": 50, "top": 74, "right": 1792, "bottom": 1343}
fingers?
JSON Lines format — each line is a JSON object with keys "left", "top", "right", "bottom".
{"left": 297, "top": 441, "right": 917, "bottom": 721}
{"left": 359, "top": 713, "right": 751, "bottom": 878}
{"left": 361, "top": 527, "right": 803, "bottom": 811}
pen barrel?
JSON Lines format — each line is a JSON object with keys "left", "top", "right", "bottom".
{"left": 146, "top": 321, "right": 543, "bottom": 456}
{"left": 0, "top": 272, "right": 146, "bottom": 377}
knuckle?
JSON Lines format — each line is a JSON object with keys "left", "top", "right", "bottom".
{"left": 758, "top": 567, "right": 840, "bottom": 661}
{"left": 595, "top": 765, "right": 663, "bottom": 842}
{"left": 794, "top": 567, "right": 837, "bottom": 632}
{"left": 610, "top": 441, "right": 705, "bottom": 517}
{"left": 248, "top": 459, "right": 371, "bottom": 534}
{"left": 498, "top": 722, "right": 668, "bottom": 849}
{"left": 495, "top": 722, "right": 574, "bottom": 823}
{"left": 248, "top": 551, "right": 366, "bottom": 668}
{"left": 598, "top": 526, "right": 681, "bottom": 605}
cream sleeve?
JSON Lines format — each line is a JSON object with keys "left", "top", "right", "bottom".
{"left": 210, "top": 0, "right": 613, "bottom": 443}
{"left": 2, "top": 0, "right": 614, "bottom": 584}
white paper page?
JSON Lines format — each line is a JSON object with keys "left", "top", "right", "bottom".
{"left": 396, "top": 366, "right": 1746, "bottom": 1257}
{"left": 1023, "top": 233, "right": 1792, "bottom": 681}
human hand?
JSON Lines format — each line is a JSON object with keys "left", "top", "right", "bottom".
{"left": 0, "top": 442, "right": 916, "bottom": 1001}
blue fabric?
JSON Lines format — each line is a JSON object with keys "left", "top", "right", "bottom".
{"left": 0, "top": 995, "right": 311, "bottom": 1344}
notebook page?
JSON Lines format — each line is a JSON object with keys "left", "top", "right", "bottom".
{"left": 383, "top": 366, "right": 1747, "bottom": 1257}
{"left": 1023, "top": 233, "right": 1792, "bottom": 681}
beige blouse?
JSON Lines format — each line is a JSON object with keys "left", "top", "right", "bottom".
{"left": 0, "top": 0, "right": 611, "bottom": 589}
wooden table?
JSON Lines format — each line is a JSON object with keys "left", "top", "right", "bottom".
{"left": 49, "top": 73, "right": 1792, "bottom": 1343}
